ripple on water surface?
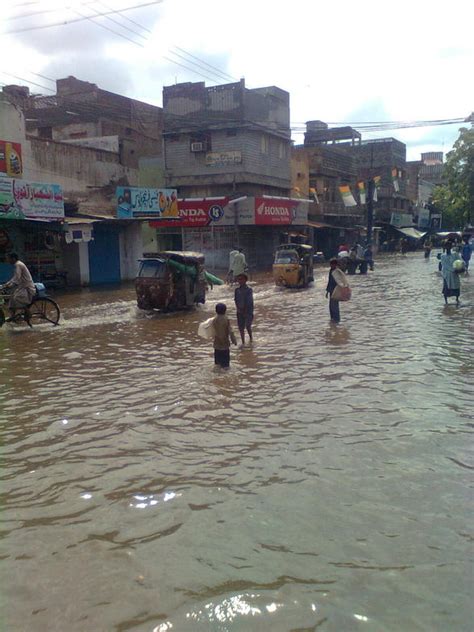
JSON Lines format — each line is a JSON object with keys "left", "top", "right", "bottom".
{"left": 0, "top": 254, "right": 473, "bottom": 631}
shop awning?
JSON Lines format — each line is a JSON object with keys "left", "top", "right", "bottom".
{"left": 436, "top": 231, "right": 461, "bottom": 238}
{"left": 395, "top": 227, "right": 426, "bottom": 240}
{"left": 64, "top": 217, "right": 99, "bottom": 225}
{"left": 308, "top": 221, "right": 341, "bottom": 229}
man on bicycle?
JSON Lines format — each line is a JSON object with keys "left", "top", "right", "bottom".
{"left": 0, "top": 253, "right": 36, "bottom": 320}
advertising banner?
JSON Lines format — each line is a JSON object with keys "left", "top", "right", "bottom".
{"left": 147, "top": 196, "right": 309, "bottom": 229}
{"left": 0, "top": 141, "right": 23, "bottom": 178}
{"left": 0, "top": 177, "right": 64, "bottom": 220}
{"left": 390, "top": 212, "right": 414, "bottom": 228}
{"left": 150, "top": 197, "right": 234, "bottom": 228}
{"left": 417, "top": 208, "right": 430, "bottom": 229}
{"left": 117, "top": 186, "right": 179, "bottom": 219}
{"left": 253, "top": 197, "right": 307, "bottom": 226}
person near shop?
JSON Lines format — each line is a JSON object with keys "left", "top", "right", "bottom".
{"left": 440, "top": 240, "right": 462, "bottom": 305}
{"left": 234, "top": 273, "right": 254, "bottom": 345}
{"left": 325, "top": 258, "right": 350, "bottom": 323}
{"left": 227, "top": 248, "right": 239, "bottom": 284}
{"left": 1, "top": 253, "right": 36, "bottom": 319}
{"left": 212, "top": 303, "right": 237, "bottom": 369}
{"left": 424, "top": 239, "right": 432, "bottom": 259}
{"left": 364, "top": 244, "right": 374, "bottom": 270}
{"left": 461, "top": 237, "right": 471, "bottom": 273}
{"left": 232, "top": 248, "right": 248, "bottom": 279}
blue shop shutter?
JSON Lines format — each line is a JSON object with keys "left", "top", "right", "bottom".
{"left": 88, "top": 226, "right": 121, "bottom": 284}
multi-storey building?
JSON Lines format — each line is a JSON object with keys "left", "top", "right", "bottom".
{"left": 151, "top": 79, "right": 310, "bottom": 269}
{"left": 0, "top": 79, "right": 165, "bottom": 286}
{"left": 24, "top": 76, "right": 163, "bottom": 171}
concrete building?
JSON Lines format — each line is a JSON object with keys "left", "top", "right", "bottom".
{"left": 163, "top": 79, "right": 291, "bottom": 197}
{"left": 354, "top": 137, "right": 411, "bottom": 223}
{"left": 147, "top": 79, "right": 310, "bottom": 270}
{"left": 406, "top": 152, "right": 445, "bottom": 229}
{"left": 0, "top": 83, "right": 162, "bottom": 287}
{"left": 290, "top": 122, "right": 364, "bottom": 256}
{"left": 24, "top": 76, "right": 163, "bottom": 170}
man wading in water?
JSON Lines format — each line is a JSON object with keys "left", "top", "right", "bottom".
{"left": 234, "top": 273, "right": 254, "bottom": 346}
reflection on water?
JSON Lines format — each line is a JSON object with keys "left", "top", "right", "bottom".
{"left": 0, "top": 253, "right": 473, "bottom": 632}
{"left": 324, "top": 324, "right": 351, "bottom": 346}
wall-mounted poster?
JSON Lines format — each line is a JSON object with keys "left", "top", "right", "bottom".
{"left": 0, "top": 177, "right": 64, "bottom": 220}
{"left": 117, "top": 186, "right": 179, "bottom": 219}
{"left": 0, "top": 141, "right": 23, "bottom": 178}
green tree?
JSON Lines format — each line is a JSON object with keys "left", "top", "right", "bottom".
{"left": 433, "top": 126, "right": 474, "bottom": 229}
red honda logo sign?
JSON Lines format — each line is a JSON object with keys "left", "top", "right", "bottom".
{"left": 254, "top": 197, "right": 298, "bottom": 225}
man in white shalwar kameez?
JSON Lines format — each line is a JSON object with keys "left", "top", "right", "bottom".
{"left": 1, "top": 253, "right": 36, "bottom": 318}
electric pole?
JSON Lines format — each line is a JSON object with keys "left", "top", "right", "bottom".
{"left": 367, "top": 178, "right": 374, "bottom": 246}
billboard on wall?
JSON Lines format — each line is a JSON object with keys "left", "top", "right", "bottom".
{"left": 0, "top": 141, "right": 22, "bottom": 178}
{"left": 250, "top": 197, "right": 308, "bottom": 225}
{"left": 0, "top": 177, "right": 64, "bottom": 220}
{"left": 149, "top": 197, "right": 234, "bottom": 228}
{"left": 390, "top": 212, "right": 414, "bottom": 228}
{"left": 117, "top": 186, "right": 179, "bottom": 218}
{"left": 146, "top": 196, "right": 310, "bottom": 229}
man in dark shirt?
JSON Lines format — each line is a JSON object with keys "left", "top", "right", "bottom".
{"left": 234, "top": 273, "right": 254, "bottom": 345}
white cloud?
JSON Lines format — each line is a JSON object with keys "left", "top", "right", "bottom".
{"left": 1, "top": 0, "right": 472, "bottom": 159}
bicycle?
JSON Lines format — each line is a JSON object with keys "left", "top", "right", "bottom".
{"left": 0, "top": 284, "right": 60, "bottom": 328}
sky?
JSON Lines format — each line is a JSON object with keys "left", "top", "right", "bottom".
{"left": 1, "top": 0, "right": 472, "bottom": 160}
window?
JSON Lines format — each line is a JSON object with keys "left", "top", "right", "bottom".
{"left": 279, "top": 141, "right": 287, "bottom": 160}
{"left": 261, "top": 135, "right": 269, "bottom": 154}
{"left": 139, "top": 260, "right": 167, "bottom": 278}
{"left": 38, "top": 126, "right": 52, "bottom": 139}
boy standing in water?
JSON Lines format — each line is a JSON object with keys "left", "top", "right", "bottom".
{"left": 234, "top": 273, "right": 254, "bottom": 345}
{"left": 212, "top": 303, "right": 237, "bottom": 368}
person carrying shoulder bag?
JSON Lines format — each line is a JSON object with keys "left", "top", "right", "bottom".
{"left": 325, "top": 258, "right": 351, "bottom": 323}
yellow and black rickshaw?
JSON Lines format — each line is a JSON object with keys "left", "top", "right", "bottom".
{"left": 272, "top": 244, "right": 314, "bottom": 288}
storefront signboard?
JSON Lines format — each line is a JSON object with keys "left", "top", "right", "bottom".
{"left": 205, "top": 151, "right": 242, "bottom": 166}
{"left": 117, "top": 186, "right": 178, "bottom": 218}
{"left": 390, "top": 212, "right": 414, "bottom": 228}
{"left": 253, "top": 197, "right": 308, "bottom": 225}
{"left": 0, "top": 177, "right": 64, "bottom": 220}
{"left": 150, "top": 197, "right": 234, "bottom": 228}
{"left": 147, "top": 196, "right": 310, "bottom": 229}
{"left": 417, "top": 208, "right": 430, "bottom": 229}
{"left": 0, "top": 141, "right": 23, "bottom": 178}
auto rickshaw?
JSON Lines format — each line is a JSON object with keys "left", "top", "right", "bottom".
{"left": 135, "top": 251, "right": 223, "bottom": 311}
{"left": 272, "top": 244, "right": 314, "bottom": 288}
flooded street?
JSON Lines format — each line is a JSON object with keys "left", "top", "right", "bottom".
{"left": 1, "top": 253, "right": 472, "bottom": 632}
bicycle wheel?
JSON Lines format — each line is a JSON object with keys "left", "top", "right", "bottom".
{"left": 28, "top": 298, "right": 60, "bottom": 326}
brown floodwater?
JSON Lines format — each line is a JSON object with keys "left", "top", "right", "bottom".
{"left": 0, "top": 252, "right": 472, "bottom": 632}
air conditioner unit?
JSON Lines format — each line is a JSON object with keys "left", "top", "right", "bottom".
{"left": 190, "top": 141, "right": 206, "bottom": 152}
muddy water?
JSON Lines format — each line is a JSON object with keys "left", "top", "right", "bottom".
{"left": 1, "top": 253, "right": 472, "bottom": 632}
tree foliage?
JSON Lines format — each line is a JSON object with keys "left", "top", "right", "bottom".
{"left": 433, "top": 126, "right": 474, "bottom": 229}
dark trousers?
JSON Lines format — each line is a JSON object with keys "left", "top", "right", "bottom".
{"left": 214, "top": 349, "right": 230, "bottom": 368}
{"left": 329, "top": 299, "right": 340, "bottom": 322}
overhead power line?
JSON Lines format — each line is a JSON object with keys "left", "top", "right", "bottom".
{"left": 95, "top": 0, "right": 152, "bottom": 33}
{"left": 0, "top": 71, "right": 55, "bottom": 93}
{"left": 6, "top": 0, "right": 98, "bottom": 22}
{"left": 4, "top": 0, "right": 164, "bottom": 34}
{"left": 172, "top": 46, "right": 238, "bottom": 84}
